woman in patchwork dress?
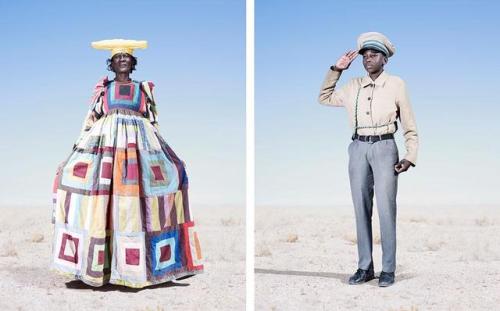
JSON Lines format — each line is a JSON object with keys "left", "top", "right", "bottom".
{"left": 51, "top": 39, "right": 203, "bottom": 288}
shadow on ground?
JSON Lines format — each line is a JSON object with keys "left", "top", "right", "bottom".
{"left": 255, "top": 268, "right": 416, "bottom": 285}
{"left": 65, "top": 275, "right": 195, "bottom": 292}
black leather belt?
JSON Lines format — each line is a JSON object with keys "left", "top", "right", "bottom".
{"left": 352, "top": 133, "right": 394, "bottom": 142}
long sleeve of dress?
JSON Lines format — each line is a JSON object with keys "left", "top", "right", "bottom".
{"left": 74, "top": 77, "right": 107, "bottom": 148}
{"left": 141, "top": 81, "right": 160, "bottom": 130}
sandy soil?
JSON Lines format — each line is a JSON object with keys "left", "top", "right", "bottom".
{"left": 256, "top": 205, "right": 500, "bottom": 311}
{"left": 0, "top": 206, "right": 245, "bottom": 311}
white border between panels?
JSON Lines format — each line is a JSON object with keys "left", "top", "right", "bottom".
{"left": 245, "top": 0, "right": 255, "bottom": 310}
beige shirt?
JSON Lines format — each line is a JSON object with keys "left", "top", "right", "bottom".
{"left": 318, "top": 69, "right": 419, "bottom": 165}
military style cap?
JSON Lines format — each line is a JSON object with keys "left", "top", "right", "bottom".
{"left": 91, "top": 39, "right": 147, "bottom": 57}
{"left": 357, "top": 32, "right": 395, "bottom": 57}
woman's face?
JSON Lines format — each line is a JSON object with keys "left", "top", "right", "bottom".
{"left": 111, "top": 53, "right": 133, "bottom": 74}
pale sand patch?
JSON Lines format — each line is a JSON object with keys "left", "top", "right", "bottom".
{"left": 30, "top": 233, "right": 44, "bottom": 243}
{"left": 256, "top": 243, "right": 272, "bottom": 257}
{"left": 256, "top": 205, "right": 500, "bottom": 310}
{"left": 285, "top": 234, "right": 299, "bottom": 243}
{"left": 0, "top": 240, "right": 18, "bottom": 257}
{"left": 0, "top": 206, "right": 244, "bottom": 310}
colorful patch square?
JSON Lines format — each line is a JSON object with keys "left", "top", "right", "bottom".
{"left": 99, "top": 156, "right": 113, "bottom": 187}
{"left": 149, "top": 161, "right": 169, "bottom": 186}
{"left": 155, "top": 238, "right": 176, "bottom": 270}
{"left": 114, "top": 232, "right": 147, "bottom": 283}
{"left": 86, "top": 236, "right": 111, "bottom": 278}
{"left": 97, "top": 250, "right": 105, "bottom": 265}
{"left": 122, "top": 159, "right": 139, "bottom": 185}
{"left": 159, "top": 244, "right": 171, "bottom": 262}
{"left": 113, "top": 150, "right": 140, "bottom": 196}
{"left": 52, "top": 226, "right": 84, "bottom": 273}
{"left": 125, "top": 248, "right": 140, "bottom": 265}
{"left": 59, "top": 233, "right": 79, "bottom": 263}
{"left": 107, "top": 82, "right": 140, "bottom": 110}
{"left": 119, "top": 85, "right": 132, "bottom": 96}
{"left": 150, "top": 229, "right": 182, "bottom": 276}
{"left": 73, "top": 162, "right": 88, "bottom": 178}
{"left": 151, "top": 165, "right": 164, "bottom": 181}
{"left": 183, "top": 222, "right": 204, "bottom": 270}
{"left": 139, "top": 151, "right": 179, "bottom": 197}
{"left": 101, "top": 162, "right": 112, "bottom": 179}
{"left": 115, "top": 84, "right": 135, "bottom": 100}
{"left": 61, "top": 153, "right": 98, "bottom": 191}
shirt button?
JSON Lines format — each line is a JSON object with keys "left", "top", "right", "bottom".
{"left": 368, "top": 97, "right": 371, "bottom": 100}
{"left": 366, "top": 111, "right": 370, "bottom": 115}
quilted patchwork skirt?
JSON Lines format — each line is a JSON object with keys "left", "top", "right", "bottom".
{"left": 51, "top": 109, "right": 203, "bottom": 288}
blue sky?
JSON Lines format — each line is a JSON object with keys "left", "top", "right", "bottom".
{"left": 0, "top": 0, "right": 245, "bottom": 207}
{"left": 1, "top": 0, "right": 499, "bottom": 210}
{"left": 256, "top": 0, "right": 500, "bottom": 207}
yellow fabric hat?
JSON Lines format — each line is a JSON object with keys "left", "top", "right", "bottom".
{"left": 91, "top": 39, "right": 148, "bottom": 57}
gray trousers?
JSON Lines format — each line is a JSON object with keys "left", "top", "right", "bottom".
{"left": 348, "top": 138, "right": 399, "bottom": 273}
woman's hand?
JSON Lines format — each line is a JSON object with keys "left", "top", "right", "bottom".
{"left": 334, "top": 50, "right": 359, "bottom": 71}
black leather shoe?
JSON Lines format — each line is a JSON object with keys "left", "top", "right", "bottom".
{"left": 348, "top": 268, "right": 375, "bottom": 285}
{"left": 378, "top": 271, "right": 395, "bottom": 287}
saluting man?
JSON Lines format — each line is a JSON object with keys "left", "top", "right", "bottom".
{"left": 318, "top": 32, "right": 418, "bottom": 287}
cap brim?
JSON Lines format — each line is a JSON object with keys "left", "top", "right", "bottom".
{"left": 358, "top": 47, "right": 387, "bottom": 57}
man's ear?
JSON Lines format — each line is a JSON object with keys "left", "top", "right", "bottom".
{"left": 383, "top": 56, "right": 388, "bottom": 65}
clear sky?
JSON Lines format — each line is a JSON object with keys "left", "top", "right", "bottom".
{"left": 256, "top": 0, "right": 500, "bottom": 207}
{"left": 0, "top": 0, "right": 245, "bottom": 208}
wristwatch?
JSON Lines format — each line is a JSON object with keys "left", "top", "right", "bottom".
{"left": 330, "top": 65, "right": 342, "bottom": 72}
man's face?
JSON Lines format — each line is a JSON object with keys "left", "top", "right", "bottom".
{"left": 111, "top": 53, "right": 133, "bottom": 74}
{"left": 362, "top": 49, "right": 387, "bottom": 74}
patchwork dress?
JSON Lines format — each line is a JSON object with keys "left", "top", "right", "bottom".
{"left": 51, "top": 77, "right": 203, "bottom": 288}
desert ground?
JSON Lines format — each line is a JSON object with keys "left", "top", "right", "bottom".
{"left": 256, "top": 205, "right": 500, "bottom": 310}
{"left": 0, "top": 205, "right": 245, "bottom": 311}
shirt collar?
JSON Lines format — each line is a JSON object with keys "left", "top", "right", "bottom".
{"left": 361, "top": 70, "right": 389, "bottom": 87}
